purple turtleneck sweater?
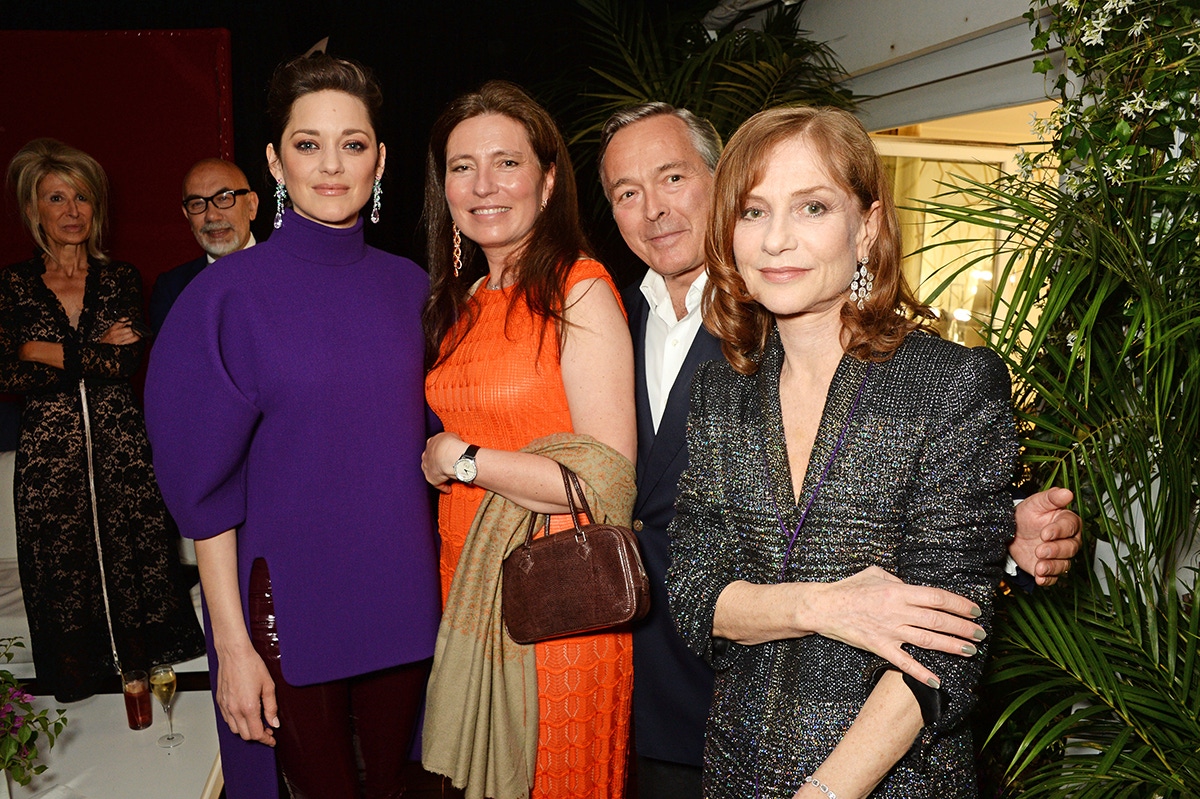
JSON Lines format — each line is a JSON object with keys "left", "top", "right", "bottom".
{"left": 145, "top": 212, "right": 439, "bottom": 799}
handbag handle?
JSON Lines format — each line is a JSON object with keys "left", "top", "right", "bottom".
{"left": 558, "top": 463, "right": 596, "bottom": 533}
{"left": 520, "top": 463, "right": 596, "bottom": 547}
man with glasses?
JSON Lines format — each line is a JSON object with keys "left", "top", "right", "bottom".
{"left": 150, "top": 158, "right": 259, "bottom": 335}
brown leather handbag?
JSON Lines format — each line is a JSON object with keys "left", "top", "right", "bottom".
{"left": 502, "top": 463, "right": 650, "bottom": 644}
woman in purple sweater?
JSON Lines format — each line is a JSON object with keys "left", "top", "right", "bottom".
{"left": 145, "top": 53, "right": 440, "bottom": 799}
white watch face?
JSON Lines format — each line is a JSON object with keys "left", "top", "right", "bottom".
{"left": 454, "top": 457, "right": 477, "bottom": 483}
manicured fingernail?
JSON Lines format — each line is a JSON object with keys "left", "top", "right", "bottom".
{"left": 926, "top": 677, "right": 941, "bottom": 689}
{"left": 962, "top": 643, "right": 978, "bottom": 656}
{"left": 973, "top": 628, "right": 987, "bottom": 641}
{"left": 969, "top": 606, "right": 982, "bottom": 618}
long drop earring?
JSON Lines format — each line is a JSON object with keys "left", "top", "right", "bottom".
{"left": 849, "top": 256, "right": 874, "bottom": 310}
{"left": 273, "top": 181, "right": 288, "bottom": 229}
{"left": 369, "top": 178, "right": 382, "bottom": 224}
{"left": 452, "top": 224, "right": 462, "bottom": 278}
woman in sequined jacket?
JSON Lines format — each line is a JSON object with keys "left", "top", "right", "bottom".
{"left": 666, "top": 106, "right": 1018, "bottom": 799}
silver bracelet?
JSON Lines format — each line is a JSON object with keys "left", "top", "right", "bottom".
{"left": 804, "top": 775, "right": 837, "bottom": 799}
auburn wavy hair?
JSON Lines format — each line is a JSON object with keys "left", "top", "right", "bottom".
{"left": 702, "top": 106, "right": 935, "bottom": 375}
{"left": 421, "top": 81, "right": 591, "bottom": 370}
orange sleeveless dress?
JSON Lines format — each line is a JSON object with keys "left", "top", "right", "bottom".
{"left": 425, "top": 258, "right": 632, "bottom": 799}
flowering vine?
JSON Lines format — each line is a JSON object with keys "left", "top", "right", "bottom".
{"left": 1027, "top": 0, "right": 1200, "bottom": 188}
{"left": 0, "top": 638, "right": 66, "bottom": 786}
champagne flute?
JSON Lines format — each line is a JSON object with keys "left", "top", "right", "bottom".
{"left": 150, "top": 664, "right": 183, "bottom": 747}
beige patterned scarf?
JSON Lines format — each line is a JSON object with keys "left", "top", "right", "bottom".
{"left": 422, "top": 433, "right": 636, "bottom": 799}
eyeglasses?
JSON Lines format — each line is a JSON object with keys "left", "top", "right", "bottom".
{"left": 183, "top": 188, "right": 251, "bottom": 215}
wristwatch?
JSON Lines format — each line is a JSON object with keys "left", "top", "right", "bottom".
{"left": 453, "top": 444, "right": 480, "bottom": 483}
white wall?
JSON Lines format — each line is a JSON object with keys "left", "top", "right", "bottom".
{"left": 798, "top": 0, "right": 1061, "bottom": 130}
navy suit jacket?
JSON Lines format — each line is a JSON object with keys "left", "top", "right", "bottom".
{"left": 623, "top": 277, "right": 723, "bottom": 768}
{"left": 149, "top": 255, "right": 207, "bottom": 336}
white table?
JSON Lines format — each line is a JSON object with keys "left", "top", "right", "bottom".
{"left": 12, "top": 690, "right": 219, "bottom": 799}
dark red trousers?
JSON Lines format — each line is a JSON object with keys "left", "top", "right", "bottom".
{"left": 249, "top": 558, "right": 429, "bottom": 799}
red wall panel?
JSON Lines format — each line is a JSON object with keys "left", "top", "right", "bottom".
{"left": 0, "top": 29, "right": 234, "bottom": 298}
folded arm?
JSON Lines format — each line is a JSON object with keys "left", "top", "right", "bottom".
{"left": 421, "top": 275, "right": 635, "bottom": 513}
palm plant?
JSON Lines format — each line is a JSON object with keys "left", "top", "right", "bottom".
{"left": 560, "top": 0, "right": 851, "bottom": 146}
{"left": 919, "top": 1, "right": 1200, "bottom": 794}
{"left": 541, "top": 0, "right": 853, "bottom": 274}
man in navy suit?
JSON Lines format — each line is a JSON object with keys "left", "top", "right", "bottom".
{"left": 598, "top": 103, "right": 1083, "bottom": 798}
{"left": 149, "top": 158, "right": 258, "bottom": 335}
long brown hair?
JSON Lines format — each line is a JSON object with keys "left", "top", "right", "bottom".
{"left": 703, "top": 106, "right": 935, "bottom": 374}
{"left": 421, "top": 80, "right": 591, "bottom": 369}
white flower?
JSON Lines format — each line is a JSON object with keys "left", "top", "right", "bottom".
{"left": 1031, "top": 114, "right": 1052, "bottom": 141}
{"left": 1101, "top": 156, "right": 1130, "bottom": 181}
{"left": 1061, "top": 0, "right": 1080, "bottom": 12}
{"left": 1063, "top": 172, "right": 1085, "bottom": 196}
{"left": 1130, "top": 15, "right": 1152, "bottom": 36}
{"left": 1015, "top": 150, "right": 1035, "bottom": 181}
{"left": 1119, "top": 90, "right": 1150, "bottom": 119}
{"left": 1169, "top": 157, "right": 1196, "bottom": 180}
{"left": 1081, "top": 17, "right": 1109, "bottom": 47}
{"left": 1185, "top": 39, "right": 1200, "bottom": 54}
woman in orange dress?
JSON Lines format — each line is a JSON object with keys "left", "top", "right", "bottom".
{"left": 420, "top": 81, "right": 636, "bottom": 799}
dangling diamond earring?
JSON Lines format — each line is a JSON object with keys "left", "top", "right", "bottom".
{"left": 273, "top": 181, "right": 288, "bottom": 229}
{"left": 452, "top": 223, "right": 462, "bottom": 278}
{"left": 369, "top": 178, "right": 382, "bottom": 224}
{"left": 849, "top": 256, "right": 874, "bottom": 310}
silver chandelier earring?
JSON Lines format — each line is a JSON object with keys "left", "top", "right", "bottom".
{"left": 849, "top": 256, "right": 874, "bottom": 310}
{"left": 369, "top": 178, "right": 382, "bottom": 224}
{"left": 452, "top": 223, "right": 462, "bottom": 278}
{"left": 273, "top": 181, "right": 288, "bottom": 229}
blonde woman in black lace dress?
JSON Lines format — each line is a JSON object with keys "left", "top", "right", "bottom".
{"left": 1, "top": 139, "right": 203, "bottom": 702}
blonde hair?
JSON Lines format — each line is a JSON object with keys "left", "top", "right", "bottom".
{"left": 6, "top": 138, "right": 110, "bottom": 263}
{"left": 703, "top": 106, "right": 933, "bottom": 374}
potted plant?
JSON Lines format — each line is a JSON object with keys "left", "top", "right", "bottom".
{"left": 1, "top": 637, "right": 66, "bottom": 795}
{"left": 919, "top": 0, "right": 1200, "bottom": 794}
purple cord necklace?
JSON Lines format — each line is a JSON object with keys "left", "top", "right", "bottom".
{"left": 753, "top": 360, "right": 873, "bottom": 799}
{"left": 772, "top": 362, "right": 873, "bottom": 581}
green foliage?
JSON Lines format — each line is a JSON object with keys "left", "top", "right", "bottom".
{"left": 922, "top": 1, "right": 1200, "bottom": 794}
{"left": 0, "top": 637, "right": 67, "bottom": 786}
{"left": 545, "top": 0, "right": 854, "bottom": 250}
{"left": 563, "top": 0, "right": 852, "bottom": 146}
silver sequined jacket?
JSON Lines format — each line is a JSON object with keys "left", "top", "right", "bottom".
{"left": 667, "top": 331, "right": 1018, "bottom": 798}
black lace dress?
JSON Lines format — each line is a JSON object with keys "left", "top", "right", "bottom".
{"left": 0, "top": 255, "right": 204, "bottom": 702}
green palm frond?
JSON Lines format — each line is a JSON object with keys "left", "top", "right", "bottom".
{"left": 537, "top": 0, "right": 855, "bottom": 269}
{"left": 987, "top": 559, "right": 1200, "bottom": 797}
{"left": 916, "top": 6, "right": 1200, "bottom": 792}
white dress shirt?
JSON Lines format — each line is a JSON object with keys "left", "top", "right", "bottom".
{"left": 639, "top": 269, "right": 708, "bottom": 432}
